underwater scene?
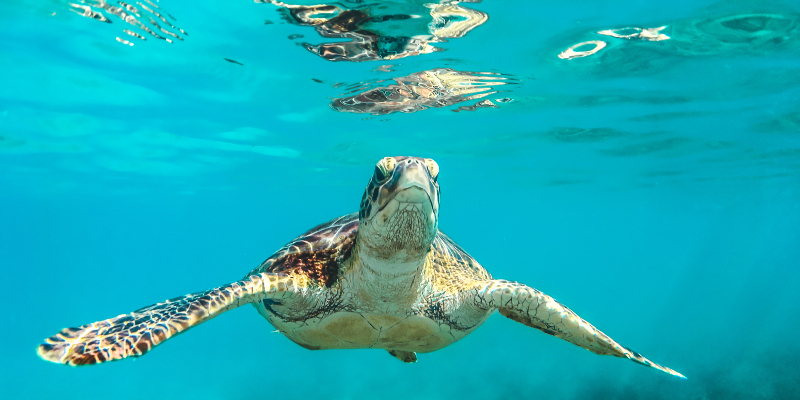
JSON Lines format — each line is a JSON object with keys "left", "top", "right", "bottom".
{"left": 2, "top": 0, "right": 799, "bottom": 398}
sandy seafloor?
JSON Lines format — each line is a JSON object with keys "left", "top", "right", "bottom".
{"left": 1, "top": 0, "right": 799, "bottom": 398}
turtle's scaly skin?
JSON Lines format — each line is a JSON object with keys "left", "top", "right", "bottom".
{"left": 37, "top": 156, "right": 685, "bottom": 379}
{"left": 38, "top": 273, "right": 301, "bottom": 365}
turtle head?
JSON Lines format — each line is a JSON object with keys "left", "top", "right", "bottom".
{"left": 357, "top": 156, "right": 440, "bottom": 263}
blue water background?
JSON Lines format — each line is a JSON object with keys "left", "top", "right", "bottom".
{"left": 2, "top": 0, "right": 800, "bottom": 398}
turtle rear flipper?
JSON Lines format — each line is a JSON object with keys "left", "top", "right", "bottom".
{"left": 38, "top": 273, "right": 300, "bottom": 366}
{"left": 388, "top": 349, "right": 417, "bottom": 363}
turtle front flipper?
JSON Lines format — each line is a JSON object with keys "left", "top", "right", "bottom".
{"left": 38, "top": 273, "right": 301, "bottom": 366}
{"left": 476, "top": 279, "right": 685, "bottom": 379}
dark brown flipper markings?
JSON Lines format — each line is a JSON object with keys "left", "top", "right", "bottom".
{"left": 38, "top": 273, "right": 300, "bottom": 366}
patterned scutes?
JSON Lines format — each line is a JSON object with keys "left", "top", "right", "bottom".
{"left": 247, "top": 213, "right": 489, "bottom": 291}
{"left": 248, "top": 213, "right": 360, "bottom": 287}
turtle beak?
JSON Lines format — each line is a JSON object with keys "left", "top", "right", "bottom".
{"left": 393, "top": 162, "right": 434, "bottom": 205}
{"left": 378, "top": 158, "right": 437, "bottom": 212}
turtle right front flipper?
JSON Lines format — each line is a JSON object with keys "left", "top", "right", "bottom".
{"left": 37, "top": 272, "right": 301, "bottom": 366}
{"left": 475, "top": 279, "right": 685, "bottom": 378}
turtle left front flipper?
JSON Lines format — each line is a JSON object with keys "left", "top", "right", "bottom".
{"left": 38, "top": 272, "right": 300, "bottom": 366}
{"left": 475, "top": 279, "right": 685, "bottom": 378}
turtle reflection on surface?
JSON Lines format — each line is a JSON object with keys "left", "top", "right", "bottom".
{"left": 258, "top": 0, "right": 488, "bottom": 62}
{"left": 330, "top": 68, "right": 513, "bottom": 115}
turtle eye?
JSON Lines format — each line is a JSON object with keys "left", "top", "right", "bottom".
{"left": 424, "top": 158, "right": 439, "bottom": 181}
{"left": 374, "top": 157, "right": 395, "bottom": 184}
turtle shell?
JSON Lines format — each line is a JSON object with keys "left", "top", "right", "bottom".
{"left": 245, "top": 213, "right": 358, "bottom": 287}
{"left": 246, "top": 212, "right": 491, "bottom": 290}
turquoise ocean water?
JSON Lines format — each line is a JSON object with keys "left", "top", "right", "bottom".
{"left": 2, "top": 0, "right": 799, "bottom": 398}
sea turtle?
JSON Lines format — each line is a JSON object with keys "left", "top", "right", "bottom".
{"left": 37, "top": 156, "right": 685, "bottom": 378}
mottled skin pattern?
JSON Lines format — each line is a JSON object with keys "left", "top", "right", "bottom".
{"left": 38, "top": 273, "right": 300, "bottom": 365}
{"left": 37, "top": 156, "right": 685, "bottom": 379}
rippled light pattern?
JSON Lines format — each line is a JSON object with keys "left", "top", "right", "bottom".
{"left": 68, "top": 0, "right": 186, "bottom": 44}
{"left": 559, "top": 13, "right": 800, "bottom": 61}
{"left": 558, "top": 40, "right": 608, "bottom": 60}
{"left": 258, "top": 0, "right": 488, "bottom": 61}
{"left": 598, "top": 26, "right": 670, "bottom": 41}
{"left": 330, "top": 68, "right": 513, "bottom": 114}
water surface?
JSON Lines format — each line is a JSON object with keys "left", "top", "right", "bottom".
{"left": 1, "top": 0, "right": 799, "bottom": 399}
